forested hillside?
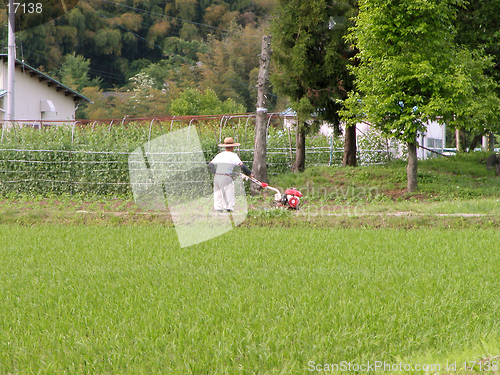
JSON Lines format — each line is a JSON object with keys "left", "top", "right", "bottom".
{"left": 0, "top": 0, "right": 277, "bottom": 119}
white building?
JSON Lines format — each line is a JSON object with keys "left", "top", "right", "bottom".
{"left": 0, "top": 55, "right": 90, "bottom": 124}
{"left": 416, "top": 120, "right": 446, "bottom": 159}
{"left": 341, "top": 120, "right": 446, "bottom": 159}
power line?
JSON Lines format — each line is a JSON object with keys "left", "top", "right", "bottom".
{"left": 92, "top": 0, "right": 261, "bottom": 39}
{"left": 90, "top": 4, "right": 267, "bottom": 96}
{"left": 97, "top": 13, "right": 194, "bottom": 67}
{"left": 13, "top": 45, "right": 127, "bottom": 83}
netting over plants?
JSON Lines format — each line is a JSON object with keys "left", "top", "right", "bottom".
{"left": 0, "top": 116, "right": 395, "bottom": 196}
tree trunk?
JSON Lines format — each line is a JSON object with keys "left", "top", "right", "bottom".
{"left": 251, "top": 35, "right": 271, "bottom": 195}
{"left": 407, "top": 141, "right": 418, "bottom": 192}
{"left": 342, "top": 124, "right": 357, "bottom": 167}
{"left": 293, "top": 123, "right": 306, "bottom": 173}
{"left": 455, "top": 128, "right": 466, "bottom": 152}
{"left": 468, "top": 133, "right": 483, "bottom": 153}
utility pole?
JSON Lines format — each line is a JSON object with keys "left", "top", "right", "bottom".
{"left": 6, "top": 0, "right": 16, "bottom": 122}
{"left": 482, "top": 132, "right": 495, "bottom": 152}
{"left": 251, "top": 35, "right": 271, "bottom": 195}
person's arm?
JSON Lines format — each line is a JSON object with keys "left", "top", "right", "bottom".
{"left": 239, "top": 162, "right": 252, "bottom": 176}
{"left": 208, "top": 162, "right": 216, "bottom": 174}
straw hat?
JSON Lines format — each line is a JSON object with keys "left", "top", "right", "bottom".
{"left": 218, "top": 137, "right": 240, "bottom": 147}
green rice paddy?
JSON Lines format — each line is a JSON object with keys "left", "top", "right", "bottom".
{"left": 1, "top": 225, "right": 499, "bottom": 374}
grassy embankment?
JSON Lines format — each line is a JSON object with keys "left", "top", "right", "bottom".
{"left": 1, "top": 151, "right": 499, "bottom": 228}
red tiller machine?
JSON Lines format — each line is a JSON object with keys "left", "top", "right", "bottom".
{"left": 242, "top": 174, "right": 303, "bottom": 209}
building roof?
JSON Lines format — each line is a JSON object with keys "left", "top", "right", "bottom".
{"left": 280, "top": 107, "right": 297, "bottom": 117}
{"left": 0, "top": 54, "right": 91, "bottom": 103}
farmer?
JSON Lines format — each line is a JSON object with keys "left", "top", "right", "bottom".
{"left": 208, "top": 137, "right": 252, "bottom": 212}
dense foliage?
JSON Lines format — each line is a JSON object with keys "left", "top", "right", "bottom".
{"left": 0, "top": 0, "right": 277, "bottom": 118}
{"left": 0, "top": 121, "right": 392, "bottom": 196}
{"left": 342, "top": 0, "right": 500, "bottom": 191}
{"left": 270, "top": 0, "right": 358, "bottom": 170}
{"left": 271, "top": 0, "right": 357, "bottom": 124}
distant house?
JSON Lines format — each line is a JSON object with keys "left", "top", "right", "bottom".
{"left": 416, "top": 120, "right": 446, "bottom": 159}
{"left": 357, "top": 120, "right": 446, "bottom": 159}
{"left": 0, "top": 55, "right": 91, "bottom": 124}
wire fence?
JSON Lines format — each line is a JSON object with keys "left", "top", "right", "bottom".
{"left": 0, "top": 114, "right": 395, "bottom": 196}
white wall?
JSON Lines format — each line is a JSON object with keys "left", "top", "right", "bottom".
{"left": 0, "top": 61, "right": 77, "bottom": 122}
{"left": 417, "top": 120, "right": 446, "bottom": 159}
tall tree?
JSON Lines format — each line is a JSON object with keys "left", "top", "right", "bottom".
{"left": 58, "top": 53, "right": 101, "bottom": 91}
{"left": 343, "top": 0, "right": 499, "bottom": 192}
{"left": 169, "top": 88, "right": 245, "bottom": 115}
{"left": 18, "top": 22, "right": 62, "bottom": 70}
{"left": 271, "top": 0, "right": 357, "bottom": 172}
{"left": 198, "top": 23, "right": 267, "bottom": 111}
{"left": 452, "top": 1, "right": 500, "bottom": 150}
{"left": 447, "top": 48, "right": 500, "bottom": 152}
{"left": 454, "top": 1, "right": 500, "bottom": 89}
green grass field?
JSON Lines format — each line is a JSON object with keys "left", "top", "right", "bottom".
{"left": 1, "top": 152, "right": 500, "bottom": 373}
{"left": 1, "top": 225, "right": 500, "bottom": 374}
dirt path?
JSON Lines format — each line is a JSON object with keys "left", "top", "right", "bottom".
{"left": 1, "top": 199, "right": 499, "bottom": 228}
